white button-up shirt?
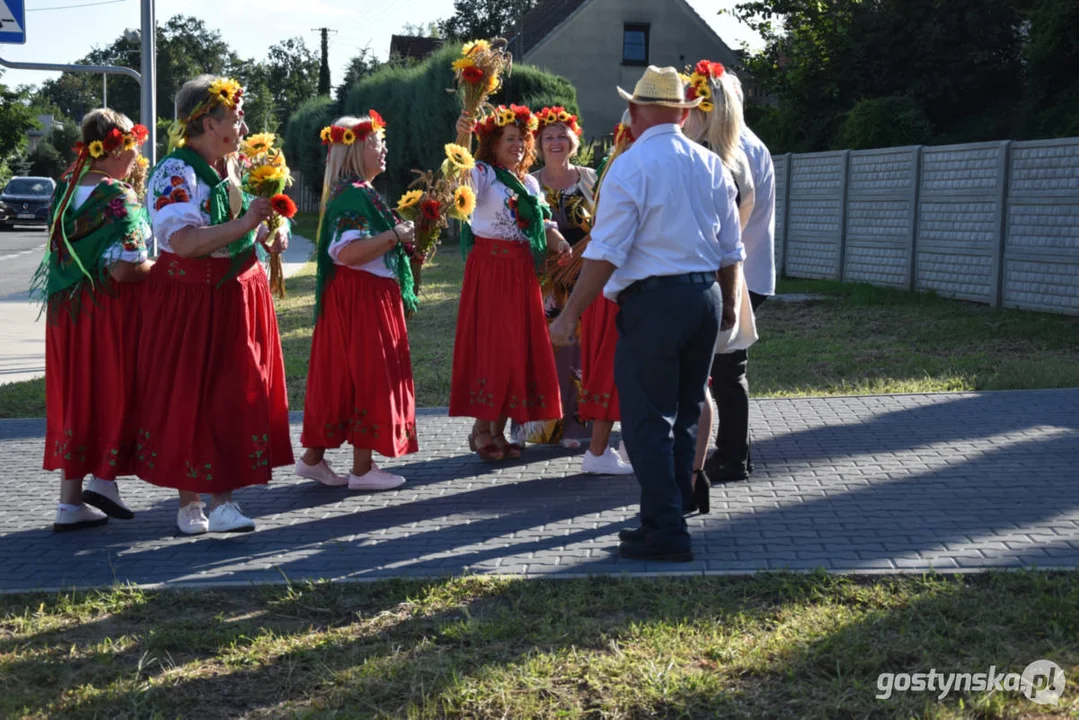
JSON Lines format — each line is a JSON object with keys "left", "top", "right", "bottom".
{"left": 740, "top": 127, "right": 777, "bottom": 296}
{"left": 583, "top": 123, "right": 744, "bottom": 302}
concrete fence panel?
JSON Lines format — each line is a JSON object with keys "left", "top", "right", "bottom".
{"left": 785, "top": 151, "right": 847, "bottom": 280}
{"left": 914, "top": 142, "right": 1008, "bottom": 304}
{"left": 843, "top": 146, "right": 920, "bottom": 289}
{"left": 1003, "top": 138, "right": 1079, "bottom": 315}
{"left": 773, "top": 152, "right": 790, "bottom": 276}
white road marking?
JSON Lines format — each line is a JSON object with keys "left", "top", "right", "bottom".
{"left": 0, "top": 244, "right": 45, "bottom": 262}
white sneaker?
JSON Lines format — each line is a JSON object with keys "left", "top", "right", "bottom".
{"left": 208, "top": 501, "right": 256, "bottom": 533}
{"left": 53, "top": 503, "right": 108, "bottom": 532}
{"left": 348, "top": 467, "right": 406, "bottom": 492}
{"left": 582, "top": 447, "right": 635, "bottom": 476}
{"left": 295, "top": 457, "right": 347, "bottom": 487}
{"left": 177, "top": 501, "right": 209, "bottom": 535}
{"left": 84, "top": 476, "right": 135, "bottom": 520}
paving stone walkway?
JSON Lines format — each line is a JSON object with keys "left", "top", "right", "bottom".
{"left": 2, "top": 390, "right": 1078, "bottom": 593}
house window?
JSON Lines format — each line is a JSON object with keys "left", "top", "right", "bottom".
{"left": 623, "top": 23, "right": 649, "bottom": 66}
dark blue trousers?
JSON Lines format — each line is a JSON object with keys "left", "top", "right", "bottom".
{"left": 615, "top": 279, "right": 722, "bottom": 549}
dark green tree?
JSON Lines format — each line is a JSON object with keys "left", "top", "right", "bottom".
{"left": 0, "top": 73, "right": 38, "bottom": 161}
{"left": 439, "top": 0, "right": 537, "bottom": 41}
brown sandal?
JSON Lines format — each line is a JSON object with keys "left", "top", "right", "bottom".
{"left": 469, "top": 429, "right": 504, "bottom": 463}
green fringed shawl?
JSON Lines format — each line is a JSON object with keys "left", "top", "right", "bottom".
{"left": 156, "top": 147, "right": 260, "bottom": 283}
{"left": 460, "top": 164, "right": 552, "bottom": 271}
{"left": 30, "top": 175, "right": 148, "bottom": 315}
{"left": 314, "top": 178, "right": 417, "bottom": 320}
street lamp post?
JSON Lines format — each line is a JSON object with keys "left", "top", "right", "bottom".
{"left": 139, "top": 0, "right": 156, "bottom": 168}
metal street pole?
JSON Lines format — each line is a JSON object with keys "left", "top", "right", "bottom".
{"left": 139, "top": 0, "right": 157, "bottom": 168}
{"left": 103, "top": 73, "right": 107, "bottom": 107}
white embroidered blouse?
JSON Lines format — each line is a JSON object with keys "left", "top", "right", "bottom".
{"left": 72, "top": 183, "right": 150, "bottom": 266}
{"left": 467, "top": 161, "right": 554, "bottom": 242}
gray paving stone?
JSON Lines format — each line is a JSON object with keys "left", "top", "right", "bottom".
{"left": 2, "top": 389, "right": 1079, "bottom": 591}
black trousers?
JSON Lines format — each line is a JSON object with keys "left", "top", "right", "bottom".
{"left": 710, "top": 291, "right": 767, "bottom": 471}
{"left": 616, "top": 279, "right": 721, "bottom": 549}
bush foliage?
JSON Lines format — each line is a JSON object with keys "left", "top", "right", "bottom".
{"left": 283, "top": 44, "right": 579, "bottom": 198}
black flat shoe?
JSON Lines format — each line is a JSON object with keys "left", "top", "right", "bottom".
{"left": 704, "top": 454, "right": 749, "bottom": 483}
{"left": 619, "top": 538, "right": 693, "bottom": 563}
{"left": 693, "top": 469, "right": 710, "bottom": 515}
{"left": 618, "top": 526, "right": 646, "bottom": 543}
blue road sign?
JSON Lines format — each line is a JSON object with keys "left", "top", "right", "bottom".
{"left": 0, "top": 0, "right": 26, "bottom": 45}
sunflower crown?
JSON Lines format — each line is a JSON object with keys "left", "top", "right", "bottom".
{"left": 474, "top": 104, "right": 538, "bottom": 137}
{"left": 535, "top": 106, "right": 582, "bottom": 137}
{"left": 185, "top": 78, "right": 245, "bottom": 125}
{"left": 75, "top": 124, "right": 150, "bottom": 160}
{"left": 320, "top": 110, "right": 387, "bottom": 147}
{"left": 683, "top": 60, "right": 725, "bottom": 113}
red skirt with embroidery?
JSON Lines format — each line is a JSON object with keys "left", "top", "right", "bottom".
{"left": 578, "top": 296, "right": 620, "bottom": 422}
{"left": 449, "top": 237, "right": 563, "bottom": 423}
{"left": 44, "top": 280, "right": 145, "bottom": 479}
{"left": 300, "top": 267, "right": 418, "bottom": 457}
{"left": 132, "top": 252, "right": 293, "bottom": 493}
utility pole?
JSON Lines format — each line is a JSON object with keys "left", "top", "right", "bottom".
{"left": 312, "top": 27, "right": 337, "bottom": 97}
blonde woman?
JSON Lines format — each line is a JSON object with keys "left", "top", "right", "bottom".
{"left": 137, "top": 75, "right": 293, "bottom": 535}
{"left": 682, "top": 60, "right": 759, "bottom": 511}
{"left": 296, "top": 112, "right": 418, "bottom": 492}
{"left": 35, "top": 109, "right": 153, "bottom": 531}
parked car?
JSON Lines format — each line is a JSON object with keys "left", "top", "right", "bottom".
{"left": 0, "top": 177, "right": 56, "bottom": 230}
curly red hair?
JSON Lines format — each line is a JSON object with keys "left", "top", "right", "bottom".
{"left": 475, "top": 124, "right": 536, "bottom": 179}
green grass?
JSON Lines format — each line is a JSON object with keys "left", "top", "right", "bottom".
{"left": 4, "top": 219, "right": 1079, "bottom": 418}
{"left": 1, "top": 572, "right": 1077, "bottom": 719}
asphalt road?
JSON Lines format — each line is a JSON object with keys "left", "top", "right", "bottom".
{"left": 0, "top": 226, "right": 48, "bottom": 299}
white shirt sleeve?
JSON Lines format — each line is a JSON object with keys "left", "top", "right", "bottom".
{"left": 582, "top": 162, "right": 639, "bottom": 268}
{"left": 470, "top": 162, "right": 495, "bottom": 196}
{"left": 327, "top": 228, "right": 374, "bottom": 264}
{"left": 716, "top": 166, "right": 746, "bottom": 268}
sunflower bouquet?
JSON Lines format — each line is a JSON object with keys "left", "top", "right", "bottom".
{"left": 395, "top": 142, "right": 479, "bottom": 270}
{"left": 241, "top": 132, "right": 295, "bottom": 298}
{"left": 449, "top": 38, "right": 513, "bottom": 146}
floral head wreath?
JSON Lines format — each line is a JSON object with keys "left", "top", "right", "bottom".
{"left": 320, "top": 110, "right": 387, "bottom": 147}
{"left": 474, "top": 104, "right": 538, "bottom": 138}
{"left": 613, "top": 122, "right": 635, "bottom": 145}
{"left": 167, "top": 78, "right": 244, "bottom": 151}
{"left": 682, "top": 60, "right": 725, "bottom": 113}
{"left": 74, "top": 124, "right": 150, "bottom": 160}
{"left": 535, "top": 106, "right": 582, "bottom": 137}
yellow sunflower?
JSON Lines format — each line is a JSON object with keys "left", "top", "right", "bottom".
{"left": 484, "top": 75, "right": 500, "bottom": 94}
{"left": 699, "top": 100, "right": 715, "bottom": 113}
{"left": 444, "top": 143, "right": 476, "bottom": 172}
{"left": 136, "top": 155, "right": 149, "bottom": 169}
{"left": 320, "top": 127, "right": 332, "bottom": 143}
{"left": 463, "top": 39, "right": 490, "bottom": 56}
{"left": 452, "top": 185, "right": 477, "bottom": 220}
{"left": 242, "top": 132, "right": 276, "bottom": 157}
{"left": 696, "top": 84, "right": 712, "bottom": 100}
{"left": 497, "top": 108, "right": 516, "bottom": 127}
{"left": 88, "top": 140, "right": 106, "bottom": 158}
{"left": 527, "top": 115, "right": 540, "bottom": 132}
{"left": 543, "top": 109, "right": 558, "bottom": 124}
{"left": 342, "top": 128, "right": 357, "bottom": 145}
{"left": 123, "top": 136, "right": 137, "bottom": 151}
{"left": 452, "top": 57, "right": 476, "bottom": 72}
{"left": 679, "top": 72, "right": 692, "bottom": 85}
{"left": 397, "top": 189, "right": 424, "bottom": 212}
{"left": 208, "top": 78, "right": 242, "bottom": 107}
{"left": 249, "top": 165, "right": 285, "bottom": 184}
{"left": 557, "top": 110, "right": 572, "bottom": 123}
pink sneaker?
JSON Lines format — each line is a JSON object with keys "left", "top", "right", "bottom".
{"left": 295, "top": 458, "right": 347, "bottom": 487}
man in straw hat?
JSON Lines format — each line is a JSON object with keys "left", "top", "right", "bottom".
{"left": 549, "top": 66, "right": 744, "bottom": 562}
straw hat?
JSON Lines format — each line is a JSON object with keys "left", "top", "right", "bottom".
{"left": 618, "top": 65, "right": 703, "bottom": 109}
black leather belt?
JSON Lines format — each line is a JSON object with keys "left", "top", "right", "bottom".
{"left": 619, "top": 271, "right": 716, "bottom": 303}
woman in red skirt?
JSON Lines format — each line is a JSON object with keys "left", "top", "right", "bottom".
{"left": 296, "top": 112, "right": 419, "bottom": 491}
{"left": 450, "top": 106, "right": 571, "bottom": 461}
{"left": 137, "top": 75, "right": 292, "bottom": 535}
{"left": 576, "top": 115, "right": 636, "bottom": 474}
{"left": 35, "top": 109, "right": 153, "bottom": 531}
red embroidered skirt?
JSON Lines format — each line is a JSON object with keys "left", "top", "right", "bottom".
{"left": 44, "top": 280, "right": 144, "bottom": 479}
{"left": 449, "top": 237, "right": 563, "bottom": 423}
{"left": 301, "top": 267, "right": 418, "bottom": 457}
{"left": 578, "top": 296, "right": 620, "bottom": 422}
{"left": 133, "top": 252, "right": 293, "bottom": 493}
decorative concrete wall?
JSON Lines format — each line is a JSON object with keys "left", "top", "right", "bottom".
{"left": 773, "top": 137, "right": 1079, "bottom": 315}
